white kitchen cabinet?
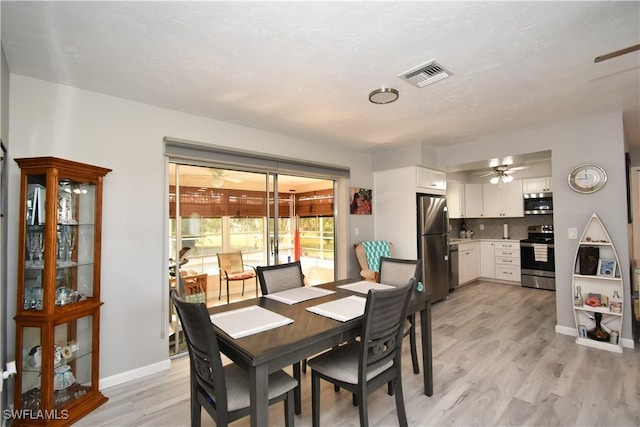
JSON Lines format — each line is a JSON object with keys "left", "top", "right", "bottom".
{"left": 458, "top": 241, "right": 480, "bottom": 285}
{"left": 523, "top": 177, "right": 552, "bottom": 193}
{"left": 480, "top": 241, "right": 495, "bottom": 278}
{"left": 482, "top": 180, "right": 523, "bottom": 217}
{"left": 446, "top": 181, "right": 463, "bottom": 219}
{"left": 416, "top": 167, "right": 446, "bottom": 193}
{"left": 464, "top": 183, "right": 484, "bottom": 218}
{"left": 495, "top": 240, "right": 520, "bottom": 282}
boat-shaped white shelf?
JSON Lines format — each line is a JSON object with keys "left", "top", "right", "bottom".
{"left": 572, "top": 213, "right": 623, "bottom": 353}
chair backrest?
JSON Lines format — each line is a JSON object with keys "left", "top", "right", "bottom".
{"left": 378, "top": 257, "right": 421, "bottom": 286}
{"left": 359, "top": 279, "right": 414, "bottom": 382}
{"left": 217, "top": 252, "right": 244, "bottom": 274}
{"left": 256, "top": 261, "right": 304, "bottom": 295}
{"left": 170, "top": 290, "right": 228, "bottom": 414}
{"left": 354, "top": 241, "right": 395, "bottom": 272}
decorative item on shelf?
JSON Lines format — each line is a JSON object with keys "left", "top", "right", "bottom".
{"left": 587, "top": 312, "right": 610, "bottom": 341}
{"left": 578, "top": 324, "right": 587, "bottom": 338}
{"left": 584, "top": 293, "right": 603, "bottom": 308}
{"left": 574, "top": 285, "right": 584, "bottom": 307}
{"left": 610, "top": 290, "right": 622, "bottom": 313}
{"left": 578, "top": 246, "right": 599, "bottom": 275}
{"left": 609, "top": 330, "right": 619, "bottom": 345}
{"left": 597, "top": 259, "right": 616, "bottom": 277}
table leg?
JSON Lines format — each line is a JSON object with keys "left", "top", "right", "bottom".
{"left": 421, "top": 301, "right": 433, "bottom": 396}
{"left": 249, "top": 364, "right": 269, "bottom": 427}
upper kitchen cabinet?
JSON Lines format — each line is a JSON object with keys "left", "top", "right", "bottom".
{"left": 523, "top": 177, "right": 552, "bottom": 193}
{"left": 482, "top": 180, "right": 524, "bottom": 217}
{"left": 446, "top": 182, "right": 483, "bottom": 219}
{"left": 416, "top": 167, "right": 446, "bottom": 194}
{"left": 464, "top": 183, "right": 484, "bottom": 218}
{"left": 446, "top": 182, "right": 463, "bottom": 218}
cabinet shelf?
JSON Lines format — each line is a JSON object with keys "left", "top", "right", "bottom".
{"left": 572, "top": 213, "right": 623, "bottom": 353}
{"left": 14, "top": 157, "right": 111, "bottom": 426}
{"left": 574, "top": 305, "right": 623, "bottom": 316}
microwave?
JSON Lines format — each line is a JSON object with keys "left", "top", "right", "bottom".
{"left": 523, "top": 192, "right": 553, "bottom": 215}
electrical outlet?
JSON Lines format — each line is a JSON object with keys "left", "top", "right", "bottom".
{"left": 354, "top": 227, "right": 360, "bottom": 236}
{"left": 568, "top": 227, "right": 578, "bottom": 239}
{"left": 479, "top": 224, "right": 485, "bottom": 231}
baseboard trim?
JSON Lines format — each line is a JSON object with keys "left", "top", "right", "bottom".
{"left": 99, "top": 358, "right": 172, "bottom": 390}
{"left": 556, "top": 324, "right": 635, "bottom": 349}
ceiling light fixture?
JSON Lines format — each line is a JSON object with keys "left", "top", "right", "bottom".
{"left": 490, "top": 166, "right": 513, "bottom": 185}
{"left": 368, "top": 87, "right": 399, "bottom": 104}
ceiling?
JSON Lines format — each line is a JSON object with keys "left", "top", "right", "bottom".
{"left": 2, "top": 1, "right": 639, "bottom": 156}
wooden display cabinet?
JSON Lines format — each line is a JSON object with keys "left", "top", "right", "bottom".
{"left": 13, "top": 157, "right": 111, "bottom": 426}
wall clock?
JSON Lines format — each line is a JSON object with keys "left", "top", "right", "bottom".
{"left": 568, "top": 164, "right": 607, "bottom": 193}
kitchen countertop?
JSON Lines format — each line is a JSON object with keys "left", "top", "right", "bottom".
{"left": 449, "top": 238, "right": 520, "bottom": 245}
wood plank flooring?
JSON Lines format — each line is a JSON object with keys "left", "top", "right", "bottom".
{"left": 76, "top": 281, "right": 640, "bottom": 426}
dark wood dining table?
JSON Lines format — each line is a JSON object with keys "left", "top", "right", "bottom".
{"left": 207, "top": 278, "right": 433, "bottom": 427}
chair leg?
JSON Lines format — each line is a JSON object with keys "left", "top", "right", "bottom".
{"left": 302, "top": 358, "right": 307, "bottom": 373}
{"left": 218, "top": 277, "right": 222, "bottom": 300}
{"left": 191, "top": 396, "right": 201, "bottom": 427}
{"left": 311, "top": 371, "right": 321, "bottom": 427}
{"left": 357, "top": 392, "right": 369, "bottom": 427}
{"left": 293, "top": 362, "right": 302, "bottom": 415}
{"left": 241, "top": 279, "right": 245, "bottom": 296}
{"left": 226, "top": 280, "right": 230, "bottom": 304}
{"left": 409, "top": 314, "right": 419, "bottom": 374}
{"left": 284, "top": 389, "right": 295, "bottom": 427}
{"left": 387, "top": 380, "right": 394, "bottom": 396}
{"left": 394, "top": 374, "right": 409, "bottom": 427}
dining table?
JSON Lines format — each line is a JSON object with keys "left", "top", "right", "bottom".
{"left": 207, "top": 278, "right": 433, "bottom": 427}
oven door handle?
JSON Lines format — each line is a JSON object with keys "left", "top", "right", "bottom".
{"left": 520, "top": 242, "right": 554, "bottom": 249}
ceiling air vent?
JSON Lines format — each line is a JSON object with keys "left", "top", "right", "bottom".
{"left": 398, "top": 60, "right": 452, "bottom": 88}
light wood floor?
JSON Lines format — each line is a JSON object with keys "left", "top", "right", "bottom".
{"left": 77, "top": 281, "right": 640, "bottom": 426}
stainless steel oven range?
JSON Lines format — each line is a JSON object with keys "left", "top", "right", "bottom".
{"left": 520, "top": 225, "right": 555, "bottom": 290}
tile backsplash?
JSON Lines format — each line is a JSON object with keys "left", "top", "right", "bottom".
{"left": 450, "top": 216, "right": 553, "bottom": 240}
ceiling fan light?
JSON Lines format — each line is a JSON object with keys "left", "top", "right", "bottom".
{"left": 490, "top": 176, "right": 500, "bottom": 184}
{"left": 502, "top": 174, "right": 513, "bottom": 183}
{"left": 212, "top": 178, "right": 224, "bottom": 187}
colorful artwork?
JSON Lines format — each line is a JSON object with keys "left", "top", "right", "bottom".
{"left": 350, "top": 187, "right": 372, "bottom": 215}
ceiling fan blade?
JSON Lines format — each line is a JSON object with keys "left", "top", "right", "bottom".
{"left": 508, "top": 166, "right": 528, "bottom": 172}
{"left": 472, "top": 171, "right": 495, "bottom": 177}
{"left": 594, "top": 44, "right": 640, "bottom": 63}
{"left": 224, "top": 176, "right": 243, "bottom": 184}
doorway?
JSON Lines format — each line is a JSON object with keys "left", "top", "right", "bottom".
{"left": 168, "top": 163, "right": 335, "bottom": 355}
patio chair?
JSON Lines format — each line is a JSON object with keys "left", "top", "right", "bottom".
{"left": 217, "top": 251, "right": 257, "bottom": 304}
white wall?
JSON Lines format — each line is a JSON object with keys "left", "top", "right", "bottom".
{"left": 7, "top": 75, "right": 373, "bottom": 384}
{"left": 437, "top": 112, "right": 632, "bottom": 344}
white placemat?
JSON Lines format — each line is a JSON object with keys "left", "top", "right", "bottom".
{"left": 337, "top": 281, "right": 394, "bottom": 294}
{"left": 210, "top": 306, "right": 293, "bottom": 339}
{"left": 264, "top": 286, "right": 336, "bottom": 304}
{"left": 306, "top": 295, "right": 367, "bottom": 322}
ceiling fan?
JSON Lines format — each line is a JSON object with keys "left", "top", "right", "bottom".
{"left": 473, "top": 164, "right": 528, "bottom": 184}
{"left": 210, "top": 169, "right": 243, "bottom": 187}
{"left": 594, "top": 44, "right": 640, "bottom": 63}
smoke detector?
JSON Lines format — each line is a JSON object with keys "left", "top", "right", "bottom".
{"left": 398, "top": 60, "right": 452, "bottom": 88}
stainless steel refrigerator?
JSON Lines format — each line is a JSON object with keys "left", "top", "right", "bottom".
{"left": 417, "top": 193, "right": 450, "bottom": 302}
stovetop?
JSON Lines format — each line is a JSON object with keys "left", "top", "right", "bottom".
{"left": 521, "top": 236, "right": 555, "bottom": 244}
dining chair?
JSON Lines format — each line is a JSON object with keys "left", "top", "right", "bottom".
{"left": 378, "top": 257, "right": 422, "bottom": 375}
{"left": 307, "top": 280, "right": 414, "bottom": 427}
{"left": 217, "top": 251, "right": 257, "bottom": 304}
{"left": 169, "top": 290, "right": 297, "bottom": 427}
{"left": 256, "top": 261, "right": 305, "bottom": 415}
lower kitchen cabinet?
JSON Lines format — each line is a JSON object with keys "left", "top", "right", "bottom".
{"left": 495, "top": 240, "right": 520, "bottom": 282}
{"left": 480, "top": 241, "right": 495, "bottom": 278}
{"left": 458, "top": 241, "right": 480, "bottom": 285}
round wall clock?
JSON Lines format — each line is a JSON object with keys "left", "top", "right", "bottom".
{"left": 568, "top": 164, "right": 607, "bottom": 193}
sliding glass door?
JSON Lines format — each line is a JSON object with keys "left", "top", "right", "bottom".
{"left": 168, "top": 163, "right": 335, "bottom": 355}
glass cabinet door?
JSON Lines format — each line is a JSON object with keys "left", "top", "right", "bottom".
{"left": 22, "top": 176, "right": 97, "bottom": 311}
